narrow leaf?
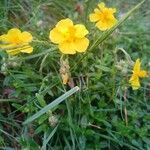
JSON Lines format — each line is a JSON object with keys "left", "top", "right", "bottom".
{"left": 41, "top": 125, "right": 58, "bottom": 150}
{"left": 23, "top": 86, "right": 79, "bottom": 125}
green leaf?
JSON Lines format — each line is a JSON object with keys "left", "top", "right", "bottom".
{"left": 35, "top": 124, "right": 48, "bottom": 134}
{"left": 36, "top": 93, "right": 46, "bottom": 107}
{"left": 20, "top": 137, "right": 40, "bottom": 150}
{"left": 0, "top": 99, "right": 18, "bottom": 102}
{"left": 23, "top": 86, "right": 79, "bottom": 125}
{"left": 97, "top": 65, "right": 111, "bottom": 72}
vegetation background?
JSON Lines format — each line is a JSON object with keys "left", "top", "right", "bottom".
{"left": 0, "top": 0, "right": 150, "bottom": 149}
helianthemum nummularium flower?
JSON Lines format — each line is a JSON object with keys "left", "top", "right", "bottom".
{"left": 49, "top": 18, "right": 89, "bottom": 54}
{"left": 0, "top": 28, "right": 33, "bottom": 55}
{"left": 89, "top": 2, "right": 117, "bottom": 31}
{"left": 129, "top": 59, "right": 148, "bottom": 90}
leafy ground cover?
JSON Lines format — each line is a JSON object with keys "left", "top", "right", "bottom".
{"left": 0, "top": 0, "right": 150, "bottom": 149}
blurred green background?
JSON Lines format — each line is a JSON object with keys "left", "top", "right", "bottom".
{"left": 0, "top": 0, "right": 150, "bottom": 149}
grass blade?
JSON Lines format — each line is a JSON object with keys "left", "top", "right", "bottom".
{"left": 41, "top": 125, "right": 58, "bottom": 150}
{"left": 95, "top": 132, "right": 140, "bottom": 150}
{"left": 0, "top": 99, "right": 18, "bottom": 102}
{"left": 23, "top": 86, "right": 79, "bottom": 125}
{"left": 13, "top": 48, "right": 56, "bottom": 61}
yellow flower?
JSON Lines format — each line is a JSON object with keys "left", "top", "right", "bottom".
{"left": 49, "top": 18, "right": 89, "bottom": 54}
{"left": 129, "top": 59, "right": 148, "bottom": 90}
{"left": 0, "top": 28, "right": 33, "bottom": 55}
{"left": 89, "top": 2, "right": 117, "bottom": 31}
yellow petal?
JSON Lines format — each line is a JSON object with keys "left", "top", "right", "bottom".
{"left": 6, "top": 45, "right": 33, "bottom": 55}
{"left": 6, "top": 48, "right": 21, "bottom": 55}
{"left": 7, "top": 28, "right": 21, "bottom": 35}
{"left": 98, "top": 2, "right": 105, "bottom": 10}
{"left": 94, "top": 8, "right": 100, "bottom": 13}
{"left": 110, "top": 17, "right": 118, "bottom": 26}
{"left": 21, "top": 31, "right": 33, "bottom": 43}
{"left": 6, "top": 28, "right": 22, "bottom": 43}
{"left": 109, "top": 8, "right": 116, "bottom": 13}
{"left": 0, "top": 28, "right": 33, "bottom": 45}
{"left": 129, "top": 74, "right": 136, "bottom": 83}
{"left": 56, "top": 18, "right": 73, "bottom": 33}
{"left": 49, "top": 28, "right": 65, "bottom": 44}
{"left": 96, "top": 17, "right": 117, "bottom": 31}
{"left": 104, "top": 17, "right": 117, "bottom": 29}
{"left": 133, "top": 59, "right": 141, "bottom": 72}
{"left": 96, "top": 21, "right": 108, "bottom": 31}
{"left": 58, "top": 42, "right": 76, "bottom": 54}
{"left": 74, "top": 38, "right": 89, "bottom": 53}
{"left": 89, "top": 13, "right": 100, "bottom": 22}
{"left": 0, "top": 43, "right": 16, "bottom": 49}
{"left": 0, "top": 34, "right": 8, "bottom": 43}
{"left": 129, "top": 75, "right": 140, "bottom": 90}
{"left": 139, "top": 70, "right": 148, "bottom": 78}
{"left": 74, "top": 24, "right": 89, "bottom": 38}
{"left": 20, "top": 45, "right": 33, "bottom": 53}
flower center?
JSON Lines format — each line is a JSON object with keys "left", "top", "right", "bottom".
{"left": 11, "top": 36, "right": 21, "bottom": 44}
{"left": 63, "top": 26, "right": 76, "bottom": 42}
{"left": 100, "top": 9, "right": 113, "bottom": 22}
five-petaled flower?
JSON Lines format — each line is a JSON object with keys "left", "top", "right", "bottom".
{"left": 49, "top": 18, "right": 89, "bottom": 54}
{"left": 129, "top": 59, "right": 148, "bottom": 90}
{"left": 0, "top": 28, "right": 33, "bottom": 55}
{"left": 89, "top": 2, "right": 117, "bottom": 31}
